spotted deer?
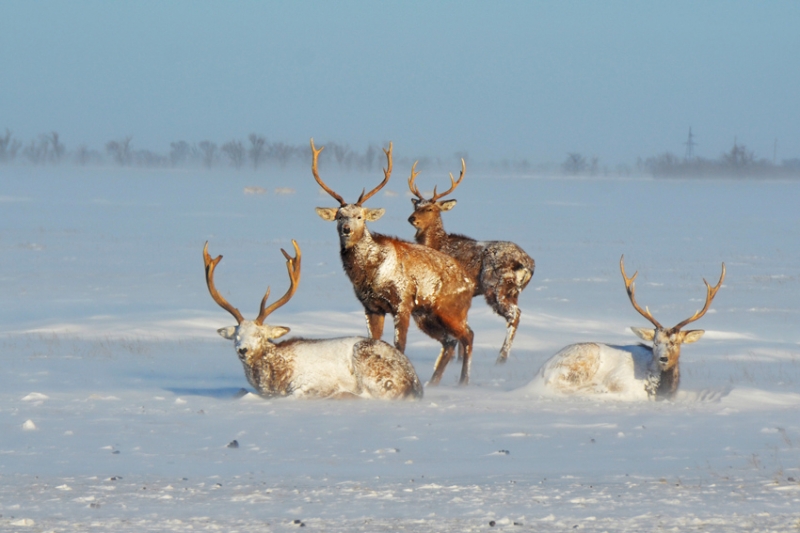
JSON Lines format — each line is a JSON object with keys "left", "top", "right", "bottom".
{"left": 529, "top": 256, "right": 725, "bottom": 400}
{"left": 311, "top": 139, "right": 476, "bottom": 385}
{"left": 407, "top": 160, "right": 535, "bottom": 363}
{"left": 203, "top": 240, "right": 423, "bottom": 399}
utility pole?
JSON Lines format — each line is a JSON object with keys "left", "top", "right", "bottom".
{"left": 684, "top": 127, "right": 697, "bottom": 161}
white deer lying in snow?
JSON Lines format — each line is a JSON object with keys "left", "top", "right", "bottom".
{"left": 528, "top": 256, "right": 725, "bottom": 400}
{"left": 203, "top": 240, "right": 423, "bottom": 400}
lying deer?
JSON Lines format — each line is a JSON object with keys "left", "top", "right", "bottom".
{"left": 407, "top": 160, "right": 535, "bottom": 363}
{"left": 529, "top": 256, "right": 725, "bottom": 400}
{"left": 203, "top": 240, "right": 423, "bottom": 399}
{"left": 312, "top": 139, "right": 476, "bottom": 385}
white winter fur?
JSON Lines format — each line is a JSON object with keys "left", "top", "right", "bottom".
{"left": 219, "top": 322, "right": 422, "bottom": 400}
{"left": 526, "top": 342, "right": 659, "bottom": 401}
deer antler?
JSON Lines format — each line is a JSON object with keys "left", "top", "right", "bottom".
{"left": 431, "top": 158, "right": 465, "bottom": 202}
{"left": 356, "top": 142, "right": 392, "bottom": 206}
{"left": 310, "top": 138, "right": 345, "bottom": 206}
{"left": 255, "top": 240, "right": 302, "bottom": 325}
{"left": 672, "top": 263, "right": 726, "bottom": 331}
{"left": 407, "top": 161, "right": 424, "bottom": 200}
{"left": 620, "top": 255, "right": 663, "bottom": 329}
{"left": 407, "top": 158, "right": 465, "bottom": 202}
{"left": 203, "top": 242, "right": 245, "bottom": 324}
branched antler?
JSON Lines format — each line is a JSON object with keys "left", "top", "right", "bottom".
{"left": 431, "top": 158, "right": 465, "bottom": 202}
{"left": 356, "top": 142, "right": 392, "bottom": 206}
{"left": 408, "top": 161, "right": 423, "bottom": 200}
{"left": 407, "top": 158, "right": 466, "bottom": 202}
{"left": 620, "top": 255, "right": 663, "bottom": 329}
{"left": 203, "top": 242, "right": 245, "bottom": 324}
{"left": 255, "top": 240, "right": 302, "bottom": 325}
{"left": 672, "top": 263, "right": 726, "bottom": 330}
{"left": 310, "top": 138, "right": 345, "bottom": 206}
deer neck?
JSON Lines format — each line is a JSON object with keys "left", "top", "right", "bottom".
{"left": 340, "top": 230, "right": 387, "bottom": 283}
{"left": 414, "top": 219, "right": 448, "bottom": 249}
{"left": 656, "top": 365, "right": 680, "bottom": 399}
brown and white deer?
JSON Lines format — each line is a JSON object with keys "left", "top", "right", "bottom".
{"left": 204, "top": 240, "right": 423, "bottom": 399}
{"left": 407, "top": 160, "right": 535, "bottom": 363}
{"left": 311, "top": 139, "right": 476, "bottom": 385}
{"left": 528, "top": 256, "right": 725, "bottom": 400}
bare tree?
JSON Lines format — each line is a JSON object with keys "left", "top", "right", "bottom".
{"left": 170, "top": 141, "right": 191, "bottom": 167}
{"left": 222, "top": 140, "right": 245, "bottom": 169}
{"left": 0, "top": 129, "right": 21, "bottom": 163}
{"left": 46, "top": 132, "right": 65, "bottom": 164}
{"left": 268, "top": 142, "right": 295, "bottom": 168}
{"left": 198, "top": 141, "right": 217, "bottom": 168}
{"left": 23, "top": 136, "right": 50, "bottom": 165}
{"left": 562, "top": 153, "right": 587, "bottom": 175}
{"left": 106, "top": 136, "right": 133, "bottom": 166}
{"left": 248, "top": 133, "right": 266, "bottom": 169}
{"left": 723, "top": 139, "right": 755, "bottom": 168}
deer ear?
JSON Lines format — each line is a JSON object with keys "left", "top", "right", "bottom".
{"left": 365, "top": 208, "right": 385, "bottom": 221}
{"left": 315, "top": 207, "right": 338, "bottom": 221}
{"left": 411, "top": 198, "right": 421, "bottom": 207}
{"left": 681, "top": 329, "right": 705, "bottom": 344}
{"left": 439, "top": 199, "right": 457, "bottom": 211}
{"left": 631, "top": 327, "right": 655, "bottom": 341}
{"left": 266, "top": 326, "right": 290, "bottom": 339}
{"left": 217, "top": 326, "right": 237, "bottom": 339}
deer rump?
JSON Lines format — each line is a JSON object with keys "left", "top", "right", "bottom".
{"left": 242, "top": 336, "right": 423, "bottom": 400}
{"left": 527, "top": 343, "right": 659, "bottom": 401}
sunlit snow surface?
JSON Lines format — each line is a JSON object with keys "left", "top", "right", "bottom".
{"left": 1, "top": 166, "right": 799, "bottom": 531}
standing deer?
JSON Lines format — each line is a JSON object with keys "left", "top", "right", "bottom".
{"left": 407, "top": 160, "right": 535, "bottom": 363}
{"left": 528, "top": 256, "right": 725, "bottom": 400}
{"left": 203, "top": 240, "right": 423, "bottom": 399}
{"left": 311, "top": 139, "right": 476, "bottom": 385}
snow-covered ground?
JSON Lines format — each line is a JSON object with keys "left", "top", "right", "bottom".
{"left": 2, "top": 165, "right": 799, "bottom": 531}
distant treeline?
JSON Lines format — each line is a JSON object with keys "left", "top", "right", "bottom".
{"left": 2, "top": 128, "right": 799, "bottom": 178}
{"left": 0, "top": 130, "right": 464, "bottom": 174}
{"left": 638, "top": 141, "right": 800, "bottom": 179}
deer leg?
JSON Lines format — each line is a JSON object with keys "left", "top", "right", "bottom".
{"left": 488, "top": 278, "right": 522, "bottom": 364}
{"left": 393, "top": 307, "right": 411, "bottom": 353}
{"left": 429, "top": 339, "right": 457, "bottom": 386}
{"left": 457, "top": 325, "right": 474, "bottom": 385}
{"left": 365, "top": 312, "right": 385, "bottom": 340}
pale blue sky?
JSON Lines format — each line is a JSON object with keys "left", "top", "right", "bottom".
{"left": 1, "top": 1, "right": 798, "bottom": 165}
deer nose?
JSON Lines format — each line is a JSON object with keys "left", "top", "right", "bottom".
{"left": 407, "top": 214, "right": 416, "bottom": 224}
{"left": 659, "top": 356, "right": 668, "bottom": 364}
{"left": 238, "top": 347, "right": 248, "bottom": 356}
{"left": 341, "top": 225, "right": 351, "bottom": 235}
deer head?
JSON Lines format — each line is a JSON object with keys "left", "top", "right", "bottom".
{"left": 620, "top": 255, "right": 725, "bottom": 373}
{"left": 204, "top": 240, "right": 301, "bottom": 362}
{"left": 312, "top": 138, "right": 391, "bottom": 249}
{"left": 406, "top": 158, "right": 465, "bottom": 232}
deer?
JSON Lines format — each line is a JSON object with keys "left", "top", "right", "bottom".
{"left": 528, "top": 256, "right": 725, "bottom": 400}
{"left": 203, "top": 240, "right": 423, "bottom": 400}
{"left": 407, "top": 160, "right": 535, "bottom": 364}
{"left": 311, "top": 138, "right": 477, "bottom": 385}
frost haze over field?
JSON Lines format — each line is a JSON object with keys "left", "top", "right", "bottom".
{"left": 1, "top": 166, "right": 799, "bottom": 531}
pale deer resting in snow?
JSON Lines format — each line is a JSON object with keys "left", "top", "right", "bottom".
{"left": 311, "top": 139, "right": 477, "bottom": 385}
{"left": 407, "top": 160, "right": 535, "bottom": 363}
{"left": 203, "top": 240, "right": 423, "bottom": 400}
{"left": 531, "top": 256, "right": 725, "bottom": 400}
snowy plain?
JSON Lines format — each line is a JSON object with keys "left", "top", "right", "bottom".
{"left": 1, "top": 164, "right": 799, "bottom": 531}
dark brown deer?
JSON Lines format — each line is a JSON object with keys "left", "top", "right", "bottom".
{"left": 530, "top": 256, "right": 725, "bottom": 400}
{"left": 407, "top": 160, "right": 535, "bottom": 363}
{"left": 204, "top": 240, "right": 423, "bottom": 399}
{"left": 311, "top": 139, "right": 476, "bottom": 385}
